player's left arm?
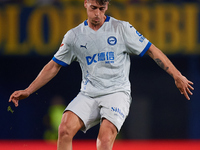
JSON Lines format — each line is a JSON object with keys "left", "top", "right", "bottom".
{"left": 146, "top": 44, "right": 194, "bottom": 100}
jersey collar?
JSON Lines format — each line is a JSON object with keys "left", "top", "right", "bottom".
{"left": 84, "top": 15, "right": 110, "bottom": 26}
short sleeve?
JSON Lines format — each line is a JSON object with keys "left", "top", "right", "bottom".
{"left": 122, "top": 22, "right": 152, "bottom": 57}
{"left": 53, "top": 30, "right": 77, "bottom": 66}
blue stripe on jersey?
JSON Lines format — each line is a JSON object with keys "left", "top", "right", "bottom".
{"left": 105, "top": 16, "right": 110, "bottom": 22}
{"left": 139, "top": 42, "right": 152, "bottom": 57}
{"left": 52, "top": 57, "right": 68, "bottom": 67}
{"left": 84, "top": 16, "right": 110, "bottom": 26}
{"left": 84, "top": 20, "right": 88, "bottom": 26}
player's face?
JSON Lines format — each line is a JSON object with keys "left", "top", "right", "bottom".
{"left": 84, "top": 0, "right": 108, "bottom": 27}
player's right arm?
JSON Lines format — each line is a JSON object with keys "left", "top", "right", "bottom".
{"left": 9, "top": 60, "right": 62, "bottom": 107}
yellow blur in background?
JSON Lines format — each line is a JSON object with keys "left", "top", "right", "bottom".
{"left": 1, "top": 0, "right": 199, "bottom": 56}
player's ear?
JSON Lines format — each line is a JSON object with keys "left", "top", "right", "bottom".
{"left": 106, "top": 3, "right": 109, "bottom": 10}
{"left": 105, "top": 2, "right": 109, "bottom": 11}
{"left": 84, "top": 0, "right": 88, "bottom": 8}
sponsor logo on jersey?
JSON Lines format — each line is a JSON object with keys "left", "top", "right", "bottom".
{"left": 80, "top": 43, "right": 87, "bottom": 49}
{"left": 111, "top": 107, "right": 125, "bottom": 118}
{"left": 136, "top": 30, "right": 145, "bottom": 42}
{"left": 107, "top": 36, "right": 117, "bottom": 45}
{"left": 86, "top": 51, "right": 114, "bottom": 65}
{"left": 60, "top": 43, "right": 64, "bottom": 47}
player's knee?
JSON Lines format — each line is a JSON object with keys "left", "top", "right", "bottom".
{"left": 58, "top": 122, "right": 73, "bottom": 141}
{"left": 58, "top": 111, "right": 84, "bottom": 142}
{"left": 98, "top": 135, "right": 111, "bottom": 145}
{"left": 97, "top": 134, "right": 114, "bottom": 149}
{"left": 97, "top": 120, "right": 117, "bottom": 149}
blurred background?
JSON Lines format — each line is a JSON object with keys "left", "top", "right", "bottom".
{"left": 0, "top": 0, "right": 200, "bottom": 142}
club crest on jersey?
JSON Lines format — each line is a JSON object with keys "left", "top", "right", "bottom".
{"left": 107, "top": 36, "right": 117, "bottom": 45}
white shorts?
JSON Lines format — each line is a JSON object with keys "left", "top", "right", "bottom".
{"left": 64, "top": 92, "right": 131, "bottom": 133}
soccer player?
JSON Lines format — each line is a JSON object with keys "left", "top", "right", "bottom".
{"left": 9, "top": 0, "right": 194, "bottom": 150}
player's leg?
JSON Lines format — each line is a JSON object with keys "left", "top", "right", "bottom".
{"left": 58, "top": 92, "right": 101, "bottom": 150}
{"left": 57, "top": 111, "right": 84, "bottom": 150}
{"left": 96, "top": 118, "right": 118, "bottom": 150}
{"left": 96, "top": 92, "right": 131, "bottom": 150}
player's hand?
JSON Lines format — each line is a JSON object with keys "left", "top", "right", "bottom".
{"left": 9, "top": 90, "right": 30, "bottom": 107}
{"left": 174, "top": 75, "right": 194, "bottom": 100}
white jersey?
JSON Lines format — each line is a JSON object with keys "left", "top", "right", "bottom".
{"left": 53, "top": 16, "right": 152, "bottom": 97}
